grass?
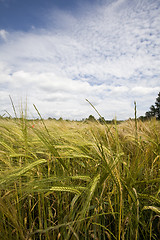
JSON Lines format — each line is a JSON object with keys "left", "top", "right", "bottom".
{"left": 0, "top": 109, "right": 159, "bottom": 239}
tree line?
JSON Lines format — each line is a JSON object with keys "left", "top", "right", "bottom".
{"left": 1, "top": 92, "right": 160, "bottom": 121}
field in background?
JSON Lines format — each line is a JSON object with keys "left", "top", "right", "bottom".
{"left": 0, "top": 116, "right": 159, "bottom": 239}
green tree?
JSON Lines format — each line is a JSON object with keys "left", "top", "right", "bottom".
{"left": 145, "top": 92, "right": 160, "bottom": 120}
{"left": 155, "top": 92, "right": 160, "bottom": 120}
{"left": 98, "top": 117, "right": 106, "bottom": 124}
{"left": 145, "top": 111, "right": 152, "bottom": 119}
{"left": 87, "top": 115, "right": 96, "bottom": 122}
{"left": 149, "top": 105, "right": 157, "bottom": 117}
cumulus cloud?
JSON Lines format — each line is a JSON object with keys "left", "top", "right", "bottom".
{"left": 0, "top": 0, "right": 160, "bottom": 119}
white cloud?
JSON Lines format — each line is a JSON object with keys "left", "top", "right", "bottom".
{"left": 0, "top": 29, "right": 8, "bottom": 41}
{"left": 131, "top": 86, "right": 160, "bottom": 96}
{"left": 0, "top": 0, "right": 160, "bottom": 119}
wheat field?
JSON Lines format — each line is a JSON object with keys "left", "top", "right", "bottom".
{"left": 0, "top": 113, "right": 159, "bottom": 239}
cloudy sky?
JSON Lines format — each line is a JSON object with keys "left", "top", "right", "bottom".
{"left": 0, "top": 0, "right": 160, "bottom": 120}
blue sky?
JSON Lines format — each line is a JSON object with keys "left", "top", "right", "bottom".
{"left": 0, "top": 0, "right": 160, "bottom": 120}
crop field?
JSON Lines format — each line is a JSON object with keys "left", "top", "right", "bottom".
{"left": 0, "top": 114, "right": 159, "bottom": 239}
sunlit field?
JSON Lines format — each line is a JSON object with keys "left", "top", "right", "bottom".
{"left": 0, "top": 114, "right": 159, "bottom": 239}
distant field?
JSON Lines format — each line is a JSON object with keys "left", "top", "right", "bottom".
{"left": 0, "top": 117, "right": 159, "bottom": 239}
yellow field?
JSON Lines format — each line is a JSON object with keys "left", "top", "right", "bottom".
{"left": 0, "top": 117, "right": 159, "bottom": 239}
